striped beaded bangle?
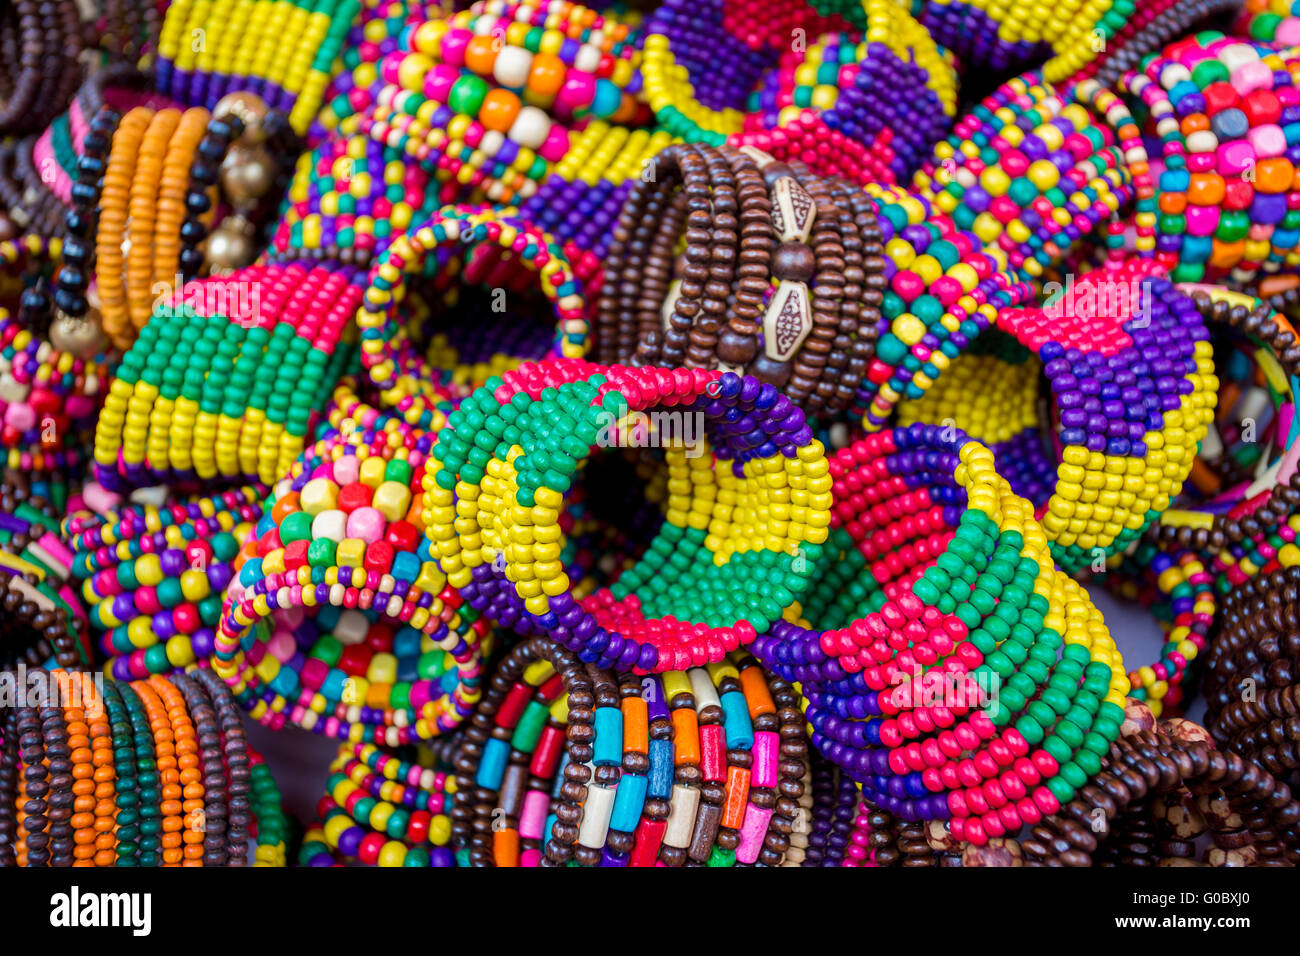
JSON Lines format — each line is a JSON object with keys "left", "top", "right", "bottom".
{"left": 753, "top": 422, "right": 1130, "bottom": 846}
{"left": 424, "top": 359, "right": 831, "bottom": 673}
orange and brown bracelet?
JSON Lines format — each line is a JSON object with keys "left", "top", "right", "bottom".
{"left": 148, "top": 674, "right": 206, "bottom": 866}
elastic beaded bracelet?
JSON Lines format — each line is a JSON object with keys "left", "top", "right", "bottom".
{"left": 1156, "top": 287, "right": 1300, "bottom": 551}
{"left": 214, "top": 419, "right": 490, "bottom": 744}
{"left": 548, "top": 653, "right": 811, "bottom": 866}
{"left": 915, "top": 75, "right": 1152, "bottom": 279}
{"left": 1100, "top": 544, "right": 1215, "bottom": 717}
{"left": 451, "top": 635, "right": 583, "bottom": 866}
{"left": 155, "top": 0, "right": 363, "bottom": 136}
{"left": 93, "top": 260, "right": 362, "bottom": 490}
{"left": 356, "top": 205, "right": 589, "bottom": 424}
{"left": 1122, "top": 33, "right": 1300, "bottom": 284}
{"left": 752, "top": 422, "right": 1130, "bottom": 846}
{"left": 424, "top": 359, "right": 831, "bottom": 673}
{"left": 66, "top": 487, "right": 261, "bottom": 678}
{"left": 307, "top": 738, "right": 458, "bottom": 866}
{"left": 850, "top": 183, "right": 1036, "bottom": 431}
{"left": 1, "top": 669, "right": 288, "bottom": 866}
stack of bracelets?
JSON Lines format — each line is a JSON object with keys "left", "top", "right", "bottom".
{"left": 450, "top": 634, "right": 811, "bottom": 865}
{"left": 1, "top": 490, "right": 91, "bottom": 670}
{"left": 0, "top": 668, "right": 288, "bottom": 867}
{"left": 8, "top": 0, "right": 1300, "bottom": 877}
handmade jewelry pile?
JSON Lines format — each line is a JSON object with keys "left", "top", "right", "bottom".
{"left": 3, "top": 0, "right": 1300, "bottom": 869}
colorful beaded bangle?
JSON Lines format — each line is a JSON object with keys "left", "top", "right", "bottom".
{"left": 302, "top": 739, "right": 458, "bottom": 866}
{"left": 93, "top": 261, "right": 362, "bottom": 490}
{"left": 65, "top": 486, "right": 262, "bottom": 678}
{"left": 949, "top": 264, "right": 1217, "bottom": 570}
{"left": 214, "top": 418, "right": 490, "bottom": 744}
{"left": 915, "top": 74, "right": 1152, "bottom": 280}
{"left": 356, "top": 204, "right": 589, "bottom": 425}
{"left": 1157, "top": 286, "right": 1300, "bottom": 551}
{"left": 752, "top": 422, "right": 1130, "bottom": 846}
{"left": 1123, "top": 33, "right": 1300, "bottom": 283}
{"left": 424, "top": 359, "right": 830, "bottom": 673}
{"left": 851, "top": 182, "right": 1036, "bottom": 431}
{"left": 547, "top": 653, "right": 811, "bottom": 866}
{"left": 156, "top": 0, "right": 363, "bottom": 135}
{"left": 452, "top": 635, "right": 586, "bottom": 866}
{"left": 1099, "top": 544, "right": 1215, "bottom": 717}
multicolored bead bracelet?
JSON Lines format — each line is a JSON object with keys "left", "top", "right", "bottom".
{"left": 752, "top": 422, "right": 1130, "bottom": 846}
{"left": 424, "top": 359, "right": 830, "bottom": 673}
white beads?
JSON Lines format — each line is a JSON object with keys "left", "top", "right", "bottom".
{"left": 508, "top": 106, "right": 550, "bottom": 150}
{"left": 493, "top": 46, "right": 533, "bottom": 88}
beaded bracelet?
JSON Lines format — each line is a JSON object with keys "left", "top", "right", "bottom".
{"left": 0, "top": 668, "right": 288, "bottom": 866}
{"left": 595, "top": 143, "right": 884, "bottom": 419}
{"left": 1019, "top": 705, "right": 1300, "bottom": 865}
{"left": 913, "top": 0, "right": 1140, "bottom": 81}
{"left": 65, "top": 486, "right": 262, "bottom": 678}
{"left": 906, "top": 264, "right": 1217, "bottom": 570}
{"left": 753, "top": 422, "right": 1130, "bottom": 846}
{"left": 424, "top": 359, "right": 830, "bottom": 672}
{"left": 214, "top": 417, "right": 491, "bottom": 744}
{"left": 1156, "top": 286, "right": 1300, "bottom": 552}
{"left": 849, "top": 182, "right": 1036, "bottom": 430}
{"left": 0, "top": 0, "right": 85, "bottom": 138}
{"left": 1098, "top": 544, "right": 1214, "bottom": 717}
{"left": 93, "top": 260, "right": 362, "bottom": 490}
{"left": 1122, "top": 33, "right": 1300, "bottom": 283}
{"left": 545, "top": 653, "right": 811, "bottom": 866}
{"left": 301, "top": 738, "right": 458, "bottom": 866}
{"left": 640, "top": 0, "right": 954, "bottom": 183}
{"left": 1, "top": 501, "right": 91, "bottom": 669}
{"left": 1203, "top": 564, "right": 1300, "bottom": 778}
{"left": 355, "top": 204, "right": 589, "bottom": 423}
{"left": 156, "top": 0, "right": 362, "bottom": 135}
{"left": 914, "top": 74, "right": 1152, "bottom": 280}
